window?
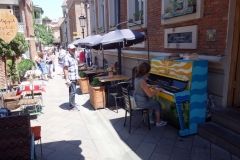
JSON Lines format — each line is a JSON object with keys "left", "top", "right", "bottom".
{"left": 13, "top": 6, "right": 21, "bottom": 22}
{"left": 127, "top": 0, "right": 147, "bottom": 28}
{"left": 161, "top": 0, "right": 204, "bottom": 25}
{"left": 108, "top": 0, "right": 119, "bottom": 29}
{"left": 98, "top": 0, "right": 106, "bottom": 33}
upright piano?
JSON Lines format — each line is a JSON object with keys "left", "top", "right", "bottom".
{"left": 148, "top": 57, "right": 208, "bottom": 136}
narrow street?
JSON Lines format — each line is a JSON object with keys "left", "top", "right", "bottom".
{"left": 30, "top": 74, "right": 239, "bottom": 160}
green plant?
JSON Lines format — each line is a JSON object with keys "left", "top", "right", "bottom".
{"left": 17, "top": 59, "right": 36, "bottom": 77}
{"left": 6, "top": 60, "right": 19, "bottom": 83}
{"left": 188, "top": 0, "right": 196, "bottom": 5}
{"left": 169, "top": 0, "right": 180, "bottom": 9}
{"left": 138, "top": 10, "right": 143, "bottom": 20}
{"left": 133, "top": 12, "right": 139, "bottom": 21}
{"left": 91, "top": 78, "right": 101, "bottom": 87}
{"left": 79, "top": 71, "right": 86, "bottom": 78}
{"left": 165, "top": 7, "right": 172, "bottom": 13}
{"left": 0, "top": 33, "right": 29, "bottom": 84}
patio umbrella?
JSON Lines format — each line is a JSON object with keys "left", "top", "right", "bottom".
{"left": 92, "top": 29, "right": 145, "bottom": 74}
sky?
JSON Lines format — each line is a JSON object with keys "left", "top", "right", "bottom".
{"left": 32, "top": 0, "right": 63, "bottom": 21}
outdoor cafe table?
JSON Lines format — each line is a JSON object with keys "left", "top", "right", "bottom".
{"left": 95, "top": 75, "right": 130, "bottom": 107}
{"left": 16, "top": 80, "right": 46, "bottom": 99}
{"left": 83, "top": 69, "right": 106, "bottom": 75}
{"left": 84, "top": 69, "right": 106, "bottom": 82}
{"left": 96, "top": 75, "right": 130, "bottom": 83}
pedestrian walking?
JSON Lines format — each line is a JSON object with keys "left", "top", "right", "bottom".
{"left": 63, "top": 44, "right": 79, "bottom": 111}
{"left": 85, "top": 47, "right": 91, "bottom": 67}
{"left": 46, "top": 50, "right": 54, "bottom": 79}
{"left": 36, "top": 52, "right": 48, "bottom": 81}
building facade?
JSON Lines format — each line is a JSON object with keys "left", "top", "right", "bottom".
{"left": 88, "top": 0, "right": 240, "bottom": 109}
{"left": 0, "top": 0, "right": 38, "bottom": 89}
{"left": 59, "top": 0, "right": 91, "bottom": 48}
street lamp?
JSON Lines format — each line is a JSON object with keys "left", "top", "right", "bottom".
{"left": 35, "top": 28, "right": 42, "bottom": 52}
{"left": 79, "top": 15, "right": 86, "bottom": 38}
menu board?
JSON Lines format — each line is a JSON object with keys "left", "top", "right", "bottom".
{"left": 167, "top": 32, "right": 192, "bottom": 43}
{"left": 0, "top": 9, "right": 18, "bottom": 43}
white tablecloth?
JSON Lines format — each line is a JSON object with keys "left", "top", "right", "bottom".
{"left": 24, "top": 70, "right": 42, "bottom": 78}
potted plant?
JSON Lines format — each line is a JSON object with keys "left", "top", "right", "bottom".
{"left": 188, "top": 0, "right": 196, "bottom": 6}
{"left": 79, "top": 71, "right": 89, "bottom": 93}
{"left": 139, "top": 10, "right": 143, "bottom": 20}
{"left": 128, "top": 18, "right": 133, "bottom": 23}
{"left": 107, "top": 66, "right": 116, "bottom": 78}
{"left": 89, "top": 78, "right": 105, "bottom": 110}
{"left": 165, "top": 7, "right": 172, "bottom": 13}
{"left": 133, "top": 12, "right": 139, "bottom": 21}
{"left": 170, "top": 0, "right": 182, "bottom": 10}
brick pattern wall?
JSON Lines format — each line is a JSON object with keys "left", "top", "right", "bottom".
{"left": 19, "top": 0, "right": 37, "bottom": 60}
{"left": 0, "top": 58, "right": 6, "bottom": 89}
{"left": 94, "top": 0, "right": 229, "bottom": 56}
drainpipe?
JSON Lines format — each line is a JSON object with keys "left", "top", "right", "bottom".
{"left": 23, "top": 0, "right": 31, "bottom": 59}
{"left": 85, "top": 0, "right": 89, "bottom": 36}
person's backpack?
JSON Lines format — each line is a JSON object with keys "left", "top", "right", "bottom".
{"left": 0, "top": 108, "right": 13, "bottom": 117}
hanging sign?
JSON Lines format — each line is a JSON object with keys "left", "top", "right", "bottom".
{"left": 0, "top": 9, "right": 18, "bottom": 43}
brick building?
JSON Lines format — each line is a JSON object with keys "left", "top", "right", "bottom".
{"left": 88, "top": 0, "right": 240, "bottom": 109}
{"left": 0, "top": 0, "right": 38, "bottom": 89}
{"left": 59, "top": 0, "right": 91, "bottom": 48}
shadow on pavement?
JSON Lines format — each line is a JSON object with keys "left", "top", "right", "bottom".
{"left": 35, "top": 140, "right": 85, "bottom": 160}
{"left": 76, "top": 88, "right": 83, "bottom": 95}
{"left": 81, "top": 100, "right": 95, "bottom": 111}
{"left": 59, "top": 102, "right": 71, "bottom": 110}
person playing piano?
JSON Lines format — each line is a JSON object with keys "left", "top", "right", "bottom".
{"left": 134, "top": 62, "right": 167, "bottom": 127}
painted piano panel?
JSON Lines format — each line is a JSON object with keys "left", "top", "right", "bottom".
{"left": 149, "top": 57, "right": 208, "bottom": 136}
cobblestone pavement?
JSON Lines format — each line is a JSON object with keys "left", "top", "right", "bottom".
{"left": 30, "top": 74, "right": 240, "bottom": 160}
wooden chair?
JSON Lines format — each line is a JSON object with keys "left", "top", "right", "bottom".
{"left": 122, "top": 82, "right": 150, "bottom": 134}
{"left": 31, "top": 126, "right": 42, "bottom": 156}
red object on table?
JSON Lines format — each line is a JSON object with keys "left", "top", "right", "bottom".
{"left": 16, "top": 83, "right": 46, "bottom": 96}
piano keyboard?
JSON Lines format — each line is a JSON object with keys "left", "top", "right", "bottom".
{"left": 162, "top": 90, "right": 174, "bottom": 96}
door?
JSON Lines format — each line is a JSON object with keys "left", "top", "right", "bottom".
{"left": 228, "top": 0, "right": 240, "bottom": 107}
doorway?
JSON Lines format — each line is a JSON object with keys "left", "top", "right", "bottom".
{"left": 228, "top": 0, "right": 240, "bottom": 108}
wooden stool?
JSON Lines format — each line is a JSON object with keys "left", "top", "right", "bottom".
{"left": 18, "top": 98, "right": 41, "bottom": 116}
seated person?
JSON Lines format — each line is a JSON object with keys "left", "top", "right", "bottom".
{"left": 133, "top": 62, "right": 167, "bottom": 127}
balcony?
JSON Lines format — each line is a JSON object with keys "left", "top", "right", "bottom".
{"left": 18, "top": 22, "right": 24, "bottom": 33}
{"left": 35, "top": 18, "right": 42, "bottom": 24}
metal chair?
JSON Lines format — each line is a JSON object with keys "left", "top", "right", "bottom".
{"left": 107, "top": 82, "right": 125, "bottom": 113}
{"left": 121, "top": 82, "right": 150, "bottom": 134}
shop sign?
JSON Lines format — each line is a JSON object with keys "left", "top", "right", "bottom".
{"left": 0, "top": 9, "right": 18, "bottom": 43}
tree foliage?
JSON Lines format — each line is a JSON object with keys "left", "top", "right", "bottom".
{"left": 0, "top": 33, "right": 29, "bottom": 59}
{"left": 0, "top": 33, "right": 29, "bottom": 83}
{"left": 34, "top": 24, "right": 54, "bottom": 45}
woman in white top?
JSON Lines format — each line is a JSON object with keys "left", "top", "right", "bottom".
{"left": 45, "top": 50, "right": 54, "bottom": 79}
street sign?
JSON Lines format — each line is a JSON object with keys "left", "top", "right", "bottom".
{"left": 73, "top": 32, "right": 82, "bottom": 34}
{"left": 0, "top": 9, "right": 18, "bottom": 43}
{"left": 73, "top": 36, "right": 81, "bottom": 39}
